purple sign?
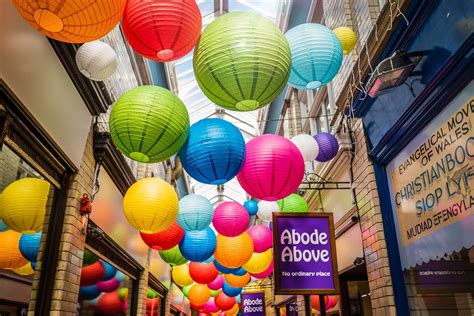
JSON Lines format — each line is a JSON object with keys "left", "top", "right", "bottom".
{"left": 273, "top": 213, "right": 339, "bottom": 295}
{"left": 286, "top": 300, "right": 298, "bottom": 316}
{"left": 241, "top": 292, "right": 265, "bottom": 316}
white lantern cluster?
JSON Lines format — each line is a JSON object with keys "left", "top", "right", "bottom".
{"left": 75, "top": 41, "right": 117, "bottom": 81}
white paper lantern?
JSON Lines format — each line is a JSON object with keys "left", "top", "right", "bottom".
{"left": 257, "top": 201, "right": 279, "bottom": 221}
{"left": 75, "top": 41, "right": 117, "bottom": 81}
{"left": 291, "top": 134, "right": 319, "bottom": 161}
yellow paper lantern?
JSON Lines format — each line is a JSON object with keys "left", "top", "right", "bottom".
{"left": 224, "top": 273, "right": 250, "bottom": 288}
{"left": 13, "top": 262, "right": 35, "bottom": 276}
{"left": 332, "top": 27, "right": 357, "bottom": 55}
{"left": 123, "top": 177, "right": 178, "bottom": 233}
{"left": 188, "top": 283, "right": 210, "bottom": 305}
{"left": 0, "top": 230, "right": 29, "bottom": 270}
{"left": 214, "top": 233, "right": 254, "bottom": 268}
{"left": 0, "top": 178, "right": 50, "bottom": 233}
{"left": 172, "top": 264, "right": 193, "bottom": 287}
{"left": 243, "top": 249, "right": 273, "bottom": 274}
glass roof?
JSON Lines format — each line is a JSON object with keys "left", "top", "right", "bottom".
{"left": 167, "top": 0, "right": 291, "bottom": 205}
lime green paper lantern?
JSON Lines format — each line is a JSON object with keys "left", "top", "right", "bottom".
{"left": 159, "top": 245, "right": 188, "bottom": 266}
{"left": 193, "top": 12, "right": 291, "bottom": 111}
{"left": 277, "top": 193, "right": 308, "bottom": 212}
{"left": 109, "top": 86, "right": 190, "bottom": 163}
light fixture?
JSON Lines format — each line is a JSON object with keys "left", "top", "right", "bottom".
{"left": 367, "top": 50, "right": 423, "bottom": 98}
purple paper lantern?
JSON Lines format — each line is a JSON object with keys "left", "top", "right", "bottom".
{"left": 212, "top": 202, "right": 250, "bottom": 237}
{"left": 313, "top": 132, "right": 339, "bottom": 162}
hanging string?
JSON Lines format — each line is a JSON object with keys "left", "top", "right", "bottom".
{"left": 91, "top": 162, "right": 101, "bottom": 202}
{"left": 396, "top": 0, "right": 410, "bottom": 26}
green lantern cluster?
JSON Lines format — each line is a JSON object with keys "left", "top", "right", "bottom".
{"left": 109, "top": 85, "right": 190, "bottom": 163}
{"left": 193, "top": 12, "right": 291, "bottom": 111}
{"left": 277, "top": 193, "right": 309, "bottom": 212}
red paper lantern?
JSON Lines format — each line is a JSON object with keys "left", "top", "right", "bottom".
{"left": 146, "top": 297, "right": 160, "bottom": 311}
{"left": 80, "top": 261, "right": 105, "bottom": 286}
{"left": 189, "top": 261, "right": 219, "bottom": 284}
{"left": 140, "top": 221, "right": 184, "bottom": 251}
{"left": 326, "top": 295, "right": 339, "bottom": 309}
{"left": 191, "top": 302, "right": 204, "bottom": 311}
{"left": 215, "top": 291, "right": 236, "bottom": 311}
{"left": 122, "top": 0, "right": 202, "bottom": 62}
{"left": 311, "top": 295, "right": 329, "bottom": 311}
{"left": 97, "top": 291, "right": 123, "bottom": 313}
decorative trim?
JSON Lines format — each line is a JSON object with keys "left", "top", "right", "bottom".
{"left": 48, "top": 39, "right": 112, "bottom": 115}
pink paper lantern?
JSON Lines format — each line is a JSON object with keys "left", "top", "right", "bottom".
{"left": 204, "top": 297, "right": 220, "bottom": 313}
{"left": 237, "top": 134, "right": 304, "bottom": 201}
{"left": 246, "top": 225, "right": 272, "bottom": 253}
{"left": 250, "top": 259, "right": 273, "bottom": 279}
{"left": 213, "top": 202, "right": 250, "bottom": 237}
{"left": 97, "top": 278, "right": 120, "bottom": 293}
{"left": 208, "top": 275, "right": 224, "bottom": 290}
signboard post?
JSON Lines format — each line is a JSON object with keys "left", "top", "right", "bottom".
{"left": 272, "top": 212, "right": 339, "bottom": 315}
{"left": 241, "top": 292, "right": 266, "bottom": 316}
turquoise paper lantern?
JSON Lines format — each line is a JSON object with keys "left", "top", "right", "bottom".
{"left": 19, "top": 232, "right": 42, "bottom": 262}
{"left": 0, "top": 219, "right": 9, "bottom": 232}
{"left": 243, "top": 200, "right": 258, "bottom": 216}
{"left": 178, "top": 194, "right": 214, "bottom": 231}
{"left": 101, "top": 261, "right": 117, "bottom": 281}
{"left": 179, "top": 227, "right": 216, "bottom": 262}
{"left": 109, "top": 86, "right": 190, "bottom": 163}
{"left": 285, "top": 23, "right": 343, "bottom": 90}
{"left": 193, "top": 12, "right": 291, "bottom": 111}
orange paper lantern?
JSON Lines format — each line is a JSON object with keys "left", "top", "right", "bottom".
{"left": 12, "top": 0, "right": 126, "bottom": 43}
{"left": 214, "top": 233, "right": 254, "bottom": 268}
{"left": 188, "top": 283, "right": 211, "bottom": 305}
{"left": 224, "top": 273, "right": 250, "bottom": 288}
{"left": 0, "top": 230, "right": 29, "bottom": 269}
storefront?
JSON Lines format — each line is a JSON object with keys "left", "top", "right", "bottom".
{"left": 355, "top": 0, "right": 473, "bottom": 314}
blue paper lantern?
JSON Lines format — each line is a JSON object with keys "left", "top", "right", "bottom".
{"left": 115, "top": 271, "right": 126, "bottom": 283}
{"left": 222, "top": 282, "right": 242, "bottom": 297}
{"left": 101, "top": 261, "right": 117, "bottom": 281}
{"left": 202, "top": 255, "right": 215, "bottom": 264}
{"left": 179, "top": 227, "right": 216, "bottom": 262}
{"left": 232, "top": 267, "right": 247, "bottom": 276}
{"left": 79, "top": 285, "right": 102, "bottom": 300}
{"left": 243, "top": 200, "right": 258, "bottom": 216}
{"left": 214, "top": 261, "right": 239, "bottom": 274}
{"left": 19, "top": 232, "right": 41, "bottom": 262}
{"left": 236, "top": 295, "right": 241, "bottom": 303}
{"left": 0, "top": 219, "right": 9, "bottom": 232}
{"left": 178, "top": 194, "right": 214, "bottom": 231}
{"left": 31, "top": 262, "right": 36, "bottom": 270}
{"left": 285, "top": 23, "right": 343, "bottom": 90}
{"left": 179, "top": 118, "right": 245, "bottom": 185}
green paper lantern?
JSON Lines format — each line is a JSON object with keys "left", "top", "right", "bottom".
{"left": 182, "top": 284, "right": 193, "bottom": 297}
{"left": 147, "top": 288, "right": 158, "bottom": 299}
{"left": 277, "top": 193, "right": 309, "bottom": 212}
{"left": 210, "top": 289, "right": 219, "bottom": 297}
{"left": 159, "top": 245, "right": 188, "bottom": 266}
{"left": 83, "top": 249, "right": 99, "bottom": 267}
{"left": 109, "top": 86, "right": 190, "bottom": 163}
{"left": 193, "top": 12, "right": 291, "bottom": 111}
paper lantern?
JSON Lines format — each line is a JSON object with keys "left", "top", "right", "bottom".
{"left": 172, "top": 264, "right": 193, "bottom": 287}
{"left": 13, "top": 262, "right": 35, "bottom": 276}
{"left": 12, "top": 0, "right": 126, "bottom": 43}
{"left": 204, "top": 297, "right": 219, "bottom": 313}
{"left": 0, "top": 219, "right": 9, "bottom": 232}
{"left": 326, "top": 295, "right": 339, "bottom": 309}
{"left": 179, "top": 228, "right": 216, "bottom": 262}
{"left": 179, "top": 119, "right": 245, "bottom": 184}
{"left": 224, "top": 273, "right": 250, "bottom": 288}
{"left": 0, "top": 178, "right": 50, "bottom": 233}
{"left": 314, "top": 132, "right": 339, "bottom": 162}
{"left": 243, "top": 249, "right": 273, "bottom": 274}
{"left": 140, "top": 221, "right": 184, "bottom": 251}
{"left": 115, "top": 271, "right": 126, "bottom": 283}
{"left": 19, "top": 231, "right": 41, "bottom": 262}
{"left": 194, "top": 12, "right": 291, "bottom": 111}
{"left": 118, "top": 288, "right": 129, "bottom": 300}
{"left": 277, "top": 194, "right": 309, "bottom": 213}
{"left": 311, "top": 295, "right": 329, "bottom": 311}
{"left": 237, "top": 135, "right": 304, "bottom": 201}
{"left": 213, "top": 202, "right": 250, "bottom": 237}
{"left": 83, "top": 249, "right": 99, "bottom": 267}
{"left": 101, "top": 261, "right": 117, "bottom": 281}
{"left": 257, "top": 201, "right": 279, "bottom": 221}
{"left": 80, "top": 285, "right": 102, "bottom": 300}
{"left": 210, "top": 290, "right": 219, "bottom": 298}
{"left": 226, "top": 304, "right": 240, "bottom": 315}
{"left": 214, "top": 233, "right": 254, "bottom": 268}
{"left": 75, "top": 41, "right": 117, "bottom": 81}
{"left": 123, "top": 177, "right": 179, "bottom": 233}
{"left": 97, "top": 278, "right": 120, "bottom": 293}
{"left": 191, "top": 302, "right": 204, "bottom": 311}
{"left": 81, "top": 261, "right": 105, "bottom": 286}
{"left": 97, "top": 292, "right": 123, "bottom": 313}
{"left": 178, "top": 195, "right": 214, "bottom": 231}
{"left": 285, "top": 23, "right": 343, "bottom": 89}
{"left": 146, "top": 298, "right": 160, "bottom": 311}
{"left": 122, "top": 0, "right": 201, "bottom": 62}
{"left": 291, "top": 134, "right": 319, "bottom": 161}
{"left": 213, "top": 261, "right": 240, "bottom": 275}
{"left": 188, "top": 284, "right": 211, "bottom": 305}
{"left": 189, "top": 262, "right": 219, "bottom": 284}
{"left": 222, "top": 282, "right": 242, "bottom": 297}
{"left": 147, "top": 288, "right": 158, "bottom": 299}
{"left": 333, "top": 27, "right": 357, "bottom": 55}
{"left": 246, "top": 225, "right": 272, "bottom": 253}
{"left": 232, "top": 267, "right": 247, "bottom": 276}
{"left": 215, "top": 291, "right": 236, "bottom": 311}
{"left": 182, "top": 284, "right": 193, "bottom": 297}
{"left": 0, "top": 230, "right": 29, "bottom": 269}
{"left": 110, "top": 85, "right": 189, "bottom": 163}
{"left": 251, "top": 259, "right": 274, "bottom": 279}
{"left": 208, "top": 275, "right": 224, "bottom": 290}
{"left": 202, "top": 255, "right": 215, "bottom": 264}
{"left": 159, "top": 245, "right": 188, "bottom": 266}
{"left": 243, "top": 200, "right": 258, "bottom": 216}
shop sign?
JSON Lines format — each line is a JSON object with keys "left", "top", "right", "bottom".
{"left": 241, "top": 292, "right": 265, "bottom": 316}
{"left": 272, "top": 213, "right": 339, "bottom": 295}
{"left": 286, "top": 300, "right": 299, "bottom": 316}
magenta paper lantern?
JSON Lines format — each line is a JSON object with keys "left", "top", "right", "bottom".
{"left": 250, "top": 259, "right": 273, "bottom": 279}
{"left": 212, "top": 202, "right": 250, "bottom": 237}
{"left": 237, "top": 134, "right": 304, "bottom": 201}
{"left": 207, "top": 275, "right": 224, "bottom": 290}
{"left": 97, "top": 278, "right": 120, "bottom": 293}
{"left": 204, "top": 297, "right": 219, "bottom": 313}
{"left": 246, "top": 225, "right": 272, "bottom": 253}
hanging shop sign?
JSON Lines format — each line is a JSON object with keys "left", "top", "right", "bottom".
{"left": 286, "top": 300, "right": 299, "bottom": 316}
{"left": 272, "top": 212, "right": 339, "bottom": 295}
{"left": 386, "top": 92, "right": 474, "bottom": 269}
{"left": 241, "top": 292, "right": 265, "bottom": 316}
